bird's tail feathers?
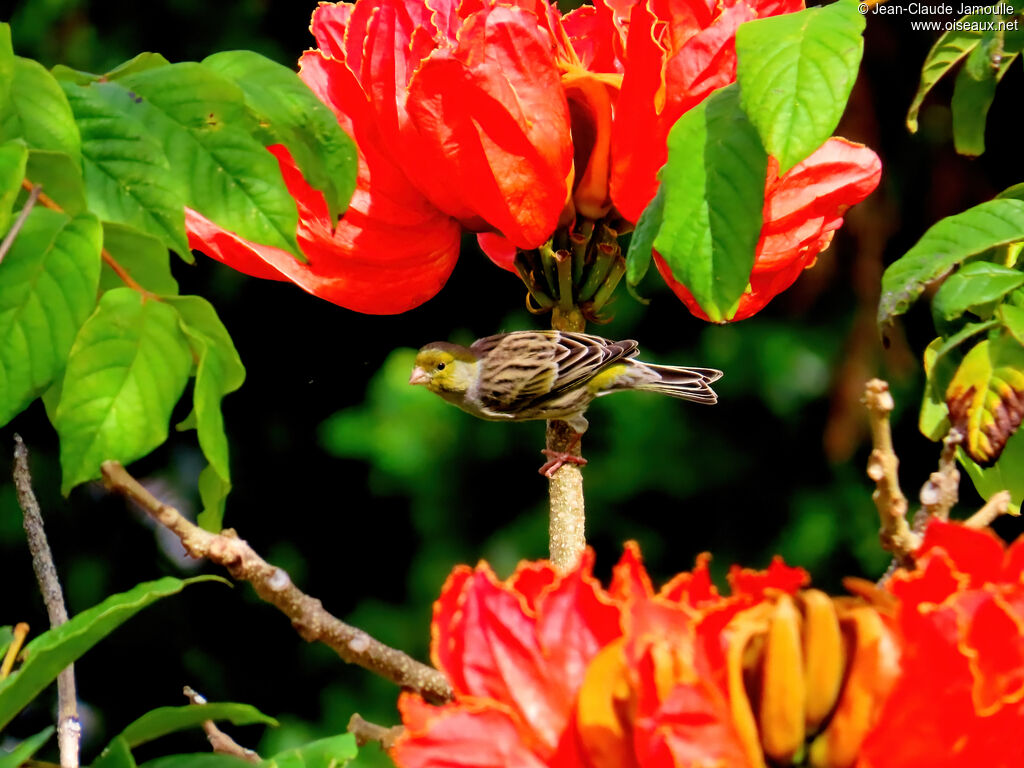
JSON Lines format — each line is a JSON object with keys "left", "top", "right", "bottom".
{"left": 618, "top": 361, "right": 722, "bottom": 404}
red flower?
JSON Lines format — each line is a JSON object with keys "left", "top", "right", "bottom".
{"left": 859, "top": 520, "right": 1024, "bottom": 768}
{"left": 187, "top": 0, "right": 880, "bottom": 318}
{"left": 391, "top": 544, "right": 901, "bottom": 768}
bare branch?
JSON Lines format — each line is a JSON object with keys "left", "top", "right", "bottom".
{"left": 965, "top": 490, "right": 1014, "bottom": 530}
{"left": 101, "top": 461, "right": 453, "bottom": 704}
{"left": 347, "top": 713, "right": 404, "bottom": 750}
{"left": 14, "top": 435, "right": 80, "bottom": 768}
{"left": 0, "top": 185, "right": 41, "bottom": 265}
{"left": 862, "top": 380, "right": 920, "bottom": 564}
{"left": 917, "top": 428, "right": 962, "bottom": 523}
{"left": 183, "top": 686, "right": 260, "bottom": 763}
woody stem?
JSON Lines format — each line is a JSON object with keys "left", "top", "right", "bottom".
{"left": 547, "top": 307, "right": 586, "bottom": 573}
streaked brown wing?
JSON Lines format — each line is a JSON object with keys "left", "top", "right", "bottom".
{"left": 472, "top": 331, "right": 636, "bottom": 413}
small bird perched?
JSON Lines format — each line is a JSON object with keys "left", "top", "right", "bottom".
{"left": 409, "top": 331, "right": 722, "bottom": 475}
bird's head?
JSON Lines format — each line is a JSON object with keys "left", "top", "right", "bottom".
{"left": 409, "top": 343, "right": 478, "bottom": 395}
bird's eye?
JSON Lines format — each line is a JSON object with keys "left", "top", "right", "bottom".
{"left": 436, "top": 362, "right": 446, "bottom": 371}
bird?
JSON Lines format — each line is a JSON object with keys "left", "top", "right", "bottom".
{"left": 408, "top": 330, "right": 722, "bottom": 476}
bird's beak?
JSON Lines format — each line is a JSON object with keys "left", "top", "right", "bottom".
{"left": 409, "top": 367, "right": 430, "bottom": 386}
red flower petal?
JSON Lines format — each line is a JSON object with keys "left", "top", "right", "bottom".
{"left": 609, "top": 540, "right": 655, "bottom": 602}
{"left": 728, "top": 555, "right": 809, "bottom": 598}
{"left": 916, "top": 519, "right": 1006, "bottom": 588}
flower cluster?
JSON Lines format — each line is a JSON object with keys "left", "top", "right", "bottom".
{"left": 187, "top": 0, "right": 880, "bottom": 320}
{"left": 392, "top": 521, "right": 1024, "bottom": 768}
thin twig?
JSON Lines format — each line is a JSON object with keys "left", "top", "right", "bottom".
{"left": 547, "top": 308, "right": 587, "bottom": 574}
{"left": 347, "top": 713, "right": 405, "bottom": 749}
{"left": 101, "top": 461, "right": 453, "bottom": 704}
{"left": 1, "top": 623, "right": 29, "bottom": 680}
{"left": 917, "top": 428, "right": 962, "bottom": 524}
{"left": 965, "top": 490, "right": 1014, "bottom": 530}
{"left": 14, "top": 435, "right": 81, "bottom": 768}
{"left": 0, "top": 185, "right": 41, "bottom": 265}
{"left": 862, "top": 380, "right": 920, "bottom": 564}
{"left": 183, "top": 686, "right": 260, "bottom": 763}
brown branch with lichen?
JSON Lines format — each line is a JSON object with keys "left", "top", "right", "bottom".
{"left": 348, "top": 713, "right": 405, "bottom": 749}
{"left": 14, "top": 435, "right": 81, "bottom": 768}
{"left": 20, "top": 179, "right": 156, "bottom": 300}
{"left": 862, "top": 379, "right": 920, "bottom": 565}
{"left": 547, "top": 306, "right": 587, "bottom": 574}
{"left": 183, "top": 686, "right": 260, "bottom": 763}
{"left": 100, "top": 461, "right": 453, "bottom": 704}
{"left": 916, "top": 427, "right": 962, "bottom": 524}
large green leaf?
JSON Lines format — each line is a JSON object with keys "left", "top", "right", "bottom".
{"left": 202, "top": 51, "right": 357, "bottom": 223}
{"left": 167, "top": 295, "right": 245, "bottom": 530}
{"left": 0, "top": 56, "right": 81, "bottom": 166}
{"left": 0, "top": 727, "right": 54, "bottom": 768}
{"left": 736, "top": 0, "right": 864, "bottom": 173}
{"left": 931, "top": 261, "right": 1024, "bottom": 325}
{"left": 262, "top": 733, "right": 358, "bottom": 768}
{"left": 0, "top": 576, "right": 223, "bottom": 731}
{"left": 108, "top": 703, "right": 277, "bottom": 750}
{"left": 59, "top": 78, "right": 190, "bottom": 257}
{"left": 54, "top": 288, "right": 193, "bottom": 493}
{"left": 60, "top": 62, "right": 301, "bottom": 258}
{"left": 960, "top": 426, "right": 1024, "bottom": 514}
{"left": 91, "top": 736, "right": 137, "bottom": 768}
{"left": 0, "top": 25, "right": 13, "bottom": 109}
{"left": 99, "top": 222, "right": 180, "bottom": 295}
{"left": 26, "top": 148, "right": 87, "bottom": 215}
{"left": 907, "top": 13, "right": 985, "bottom": 131}
{"left": 0, "top": 208, "right": 102, "bottom": 427}
{"left": 0, "top": 139, "right": 27, "bottom": 234}
{"left": 139, "top": 756, "right": 251, "bottom": 768}
{"left": 654, "top": 84, "right": 767, "bottom": 322}
{"left": 624, "top": 184, "right": 663, "bottom": 291}
{"left": 878, "top": 198, "right": 1024, "bottom": 327}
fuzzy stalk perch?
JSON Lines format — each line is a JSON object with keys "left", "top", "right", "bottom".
{"left": 100, "top": 461, "right": 453, "bottom": 704}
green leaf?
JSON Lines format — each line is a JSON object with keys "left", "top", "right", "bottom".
{"left": 932, "top": 261, "right": 1024, "bottom": 324}
{"left": 0, "top": 208, "right": 102, "bottom": 427}
{"left": 197, "top": 463, "right": 231, "bottom": 532}
{"left": 140, "top": 756, "right": 252, "bottom": 768}
{"left": 0, "top": 57, "right": 81, "bottom": 165}
{"left": 0, "top": 576, "right": 223, "bottom": 731}
{"left": 878, "top": 198, "right": 1024, "bottom": 327}
{"left": 907, "top": 20, "right": 982, "bottom": 132}
{"left": 91, "top": 736, "right": 137, "bottom": 768}
{"left": 997, "top": 182, "right": 1024, "bottom": 202}
{"left": 0, "top": 727, "right": 54, "bottom": 768}
{"left": 65, "top": 62, "right": 300, "bottom": 258}
{"left": 110, "top": 703, "right": 277, "bottom": 749}
{"left": 951, "top": 48, "right": 997, "bottom": 157}
{"left": 960, "top": 427, "right": 1024, "bottom": 514}
{"left": 59, "top": 78, "right": 190, "bottom": 257}
{"left": 0, "top": 25, "right": 14, "bottom": 108}
{"left": 202, "top": 51, "right": 357, "bottom": 223}
{"left": 625, "top": 184, "right": 662, "bottom": 292}
{"left": 946, "top": 335, "right": 1024, "bottom": 463}
{"left": 166, "top": 295, "right": 245, "bottom": 527}
{"left": 0, "top": 139, "right": 28, "bottom": 234}
{"left": 921, "top": 337, "right": 951, "bottom": 441}
{"left": 655, "top": 84, "right": 767, "bottom": 322}
{"left": 736, "top": 0, "right": 864, "bottom": 173}
{"left": 0, "top": 625, "right": 13, "bottom": 658}
{"left": 999, "top": 302, "right": 1024, "bottom": 344}
{"left": 262, "top": 733, "right": 358, "bottom": 768}
{"left": 26, "top": 149, "right": 87, "bottom": 215}
{"left": 54, "top": 289, "right": 193, "bottom": 493}
{"left": 52, "top": 53, "right": 171, "bottom": 88}
{"left": 99, "top": 223, "right": 181, "bottom": 295}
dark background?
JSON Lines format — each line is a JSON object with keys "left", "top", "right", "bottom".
{"left": 1, "top": 1, "right": 1022, "bottom": 765}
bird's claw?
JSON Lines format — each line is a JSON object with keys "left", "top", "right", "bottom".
{"left": 539, "top": 449, "right": 588, "bottom": 478}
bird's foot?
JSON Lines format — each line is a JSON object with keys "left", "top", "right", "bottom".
{"left": 539, "top": 449, "right": 587, "bottom": 478}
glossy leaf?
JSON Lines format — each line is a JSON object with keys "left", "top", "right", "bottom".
{"left": 0, "top": 56, "right": 80, "bottom": 165}
{"left": 931, "top": 261, "right": 1024, "bottom": 324}
{"left": 0, "top": 139, "right": 27, "bottom": 234}
{"left": 54, "top": 288, "right": 192, "bottom": 493}
{"left": 167, "top": 295, "right": 245, "bottom": 530}
{"left": 655, "top": 84, "right": 767, "bottom": 322}
{"left": 907, "top": 19, "right": 982, "bottom": 132}
{"left": 261, "top": 733, "right": 358, "bottom": 768}
{"left": 197, "top": 463, "right": 231, "bottom": 531}
{"left": 111, "top": 703, "right": 277, "bottom": 749}
{"left": 99, "top": 223, "right": 180, "bottom": 295}
{"left": 999, "top": 301, "right": 1024, "bottom": 345}
{"left": 62, "top": 62, "right": 301, "bottom": 258}
{"left": 625, "top": 184, "right": 663, "bottom": 290}
{"left": 26, "top": 148, "right": 87, "bottom": 215}
{"left": 59, "top": 76, "right": 190, "bottom": 257}
{"left": 951, "top": 42, "right": 998, "bottom": 157}
{"left": 921, "top": 338, "right": 952, "bottom": 441}
{"left": 139, "top": 756, "right": 251, "bottom": 768}
{"left": 0, "top": 727, "right": 54, "bottom": 768}
{"left": 53, "top": 52, "right": 172, "bottom": 86}
{"left": 0, "top": 208, "right": 102, "bottom": 427}
{"left": 947, "top": 336, "right": 1024, "bottom": 463}
{"left": 202, "top": 50, "right": 357, "bottom": 223}
{"left": 878, "top": 198, "right": 1024, "bottom": 327}
{"left": 0, "top": 24, "right": 13, "bottom": 108}
{"left": 0, "top": 576, "right": 222, "bottom": 730}
{"left": 736, "top": 0, "right": 864, "bottom": 173}
{"left": 960, "top": 428, "right": 1024, "bottom": 514}
{"left": 91, "top": 737, "right": 137, "bottom": 768}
